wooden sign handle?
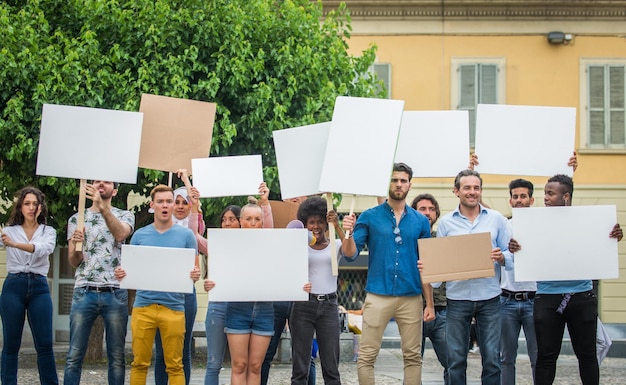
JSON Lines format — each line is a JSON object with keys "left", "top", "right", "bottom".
{"left": 75, "top": 179, "right": 87, "bottom": 251}
{"left": 326, "top": 193, "right": 338, "bottom": 276}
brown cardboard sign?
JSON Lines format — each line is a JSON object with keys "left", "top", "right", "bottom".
{"left": 138, "top": 94, "right": 216, "bottom": 173}
{"left": 269, "top": 200, "right": 300, "bottom": 229}
{"left": 418, "top": 232, "right": 494, "bottom": 284}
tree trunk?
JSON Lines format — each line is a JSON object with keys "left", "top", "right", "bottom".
{"left": 84, "top": 316, "right": 104, "bottom": 362}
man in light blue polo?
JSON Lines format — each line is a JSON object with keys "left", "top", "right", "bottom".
{"left": 436, "top": 169, "right": 511, "bottom": 385}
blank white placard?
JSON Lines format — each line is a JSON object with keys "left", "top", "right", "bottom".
{"left": 120, "top": 245, "right": 195, "bottom": 293}
{"left": 319, "top": 96, "right": 405, "bottom": 197}
{"left": 273, "top": 122, "right": 331, "bottom": 199}
{"left": 512, "top": 206, "right": 618, "bottom": 281}
{"left": 474, "top": 104, "right": 576, "bottom": 177}
{"left": 395, "top": 111, "right": 470, "bottom": 177}
{"left": 36, "top": 104, "right": 143, "bottom": 183}
{"left": 207, "top": 229, "right": 309, "bottom": 301}
{"left": 192, "top": 155, "right": 263, "bottom": 198}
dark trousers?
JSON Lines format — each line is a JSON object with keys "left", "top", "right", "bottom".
{"left": 534, "top": 291, "right": 598, "bottom": 385}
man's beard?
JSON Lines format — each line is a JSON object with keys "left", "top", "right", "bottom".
{"left": 388, "top": 189, "right": 408, "bottom": 202}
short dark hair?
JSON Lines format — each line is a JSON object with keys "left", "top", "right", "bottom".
{"left": 454, "top": 169, "right": 482, "bottom": 190}
{"left": 297, "top": 196, "right": 328, "bottom": 224}
{"left": 393, "top": 162, "right": 413, "bottom": 180}
{"left": 8, "top": 186, "right": 48, "bottom": 226}
{"left": 410, "top": 193, "right": 440, "bottom": 220}
{"left": 508, "top": 179, "right": 534, "bottom": 198}
{"left": 547, "top": 174, "right": 574, "bottom": 198}
{"left": 150, "top": 184, "right": 173, "bottom": 200}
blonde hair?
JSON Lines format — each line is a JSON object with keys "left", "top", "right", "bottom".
{"left": 150, "top": 184, "right": 173, "bottom": 200}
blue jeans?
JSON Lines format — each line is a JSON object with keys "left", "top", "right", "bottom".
{"left": 500, "top": 296, "right": 537, "bottom": 385}
{"left": 0, "top": 273, "right": 58, "bottom": 385}
{"left": 290, "top": 297, "right": 341, "bottom": 385}
{"left": 63, "top": 287, "right": 128, "bottom": 385}
{"left": 155, "top": 291, "right": 197, "bottom": 385}
{"left": 422, "top": 308, "right": 448, "bottom": 385}
{"left": 204, "top": 301, "right": 228, "bottom": 385}
{"left": 261, "top": 301, "right": 292, "bottom": 385}
{"left": 534, "top": 292, "right": 598, "bottom": 385}
{"left": 446, "top": 296, "right": 501, "bottom": 385}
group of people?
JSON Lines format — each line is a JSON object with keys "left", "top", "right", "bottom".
{"left": 0, "top": 158, "right": 623, "bottom": 385}
{"left": 0, "top": 171, "right": 346, "bottom": 385}
{"left": 339, "top": 160, "right": 623, "bottom": 385}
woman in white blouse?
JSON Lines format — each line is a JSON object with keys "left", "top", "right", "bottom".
{"left": 0, "top": 186, "right": 58, "bottom": 385}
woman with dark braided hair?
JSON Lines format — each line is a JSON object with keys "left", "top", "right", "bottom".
{"left": 0, "top": 186, "right": 58, "bottom": 385}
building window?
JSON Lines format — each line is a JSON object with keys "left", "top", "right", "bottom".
{"left": 451, "top": 58, "right": 506, "bottom": 146}
{"left": 370, "top": 63, "right": 391, "bottom": 99}
{"left": 586, "top": 64, "right": 626, "bottom": 148}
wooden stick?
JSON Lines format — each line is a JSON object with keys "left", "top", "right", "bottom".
{"left": 75, "top": 179, "right": 87, "bottom": 251}
{"left": 326, "top": 193, "right": 338, "bottom": 276}
{"left": 344, "top": 195, "right": 355, "bottom": 240}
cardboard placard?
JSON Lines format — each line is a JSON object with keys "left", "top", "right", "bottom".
{"left": 120, "top": 245, "right": 196, "bottom": 293}
{"left": 139, "top": 94, "right": 216, "bottom": 173}
{"left": 36, "top": 104, "right": 143, "bottom": 183}
{"left": 418, "top": 232, "right": 494, "bottom": 283}
{"left": 269, "top": 200, "right": 301, "bottom": 229}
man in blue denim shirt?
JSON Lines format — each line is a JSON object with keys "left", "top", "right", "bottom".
{"left": 436, "top": 170, "right": 512, "bottom": 385}
{"left": 341, "top": 163, "right": 435, "bottom": 385}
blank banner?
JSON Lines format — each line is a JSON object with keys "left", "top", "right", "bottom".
{"left": 512, "top": 206, "right": 618, "bottom": 281}
{"left": 192, "top": 155, "right": 263, "bottom": 198}
{"left": 120, "top": 245, "right": 196, "bottom": 293}
{"left": 207, "top": 229, "right": 309, "bottom": 302}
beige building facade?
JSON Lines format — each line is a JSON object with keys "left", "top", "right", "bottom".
{"left": 327, "top": 0, "right": 626, "bottom": 322}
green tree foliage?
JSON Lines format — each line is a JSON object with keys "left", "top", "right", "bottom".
{"left": 0, "top": 0, "right": 384, "bottom": 242}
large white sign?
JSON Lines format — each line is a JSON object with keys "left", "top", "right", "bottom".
{"left": 512, "top": 206, "right": 618, "bottom": 281}
{"left": 120, "top": 245, "right": 196, "bottom": 293}
{"left": 395, "top": 110, "right": 470, "bottom": 177}
{"left": 36, "top": 104, "right": 143, "bottom": 183}
{"left": 474, "top": 104, "right": 576, "bottom": 177}
{"left": 192, "top": 155, "right": 263, "bottom": 198}
{"left": 273, "top": 122, "right": 331, "bottom": 199}
{"left": 206, "top": 229, "right": 309, "bottom": 301}
{"left": 319, "top": 96, "right": 405, "bottom": 197}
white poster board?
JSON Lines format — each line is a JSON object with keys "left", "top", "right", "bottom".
{"left": 36, "top": 104, "right": 143, "bottom": 183}
{"left": 192, "top": 155, "right": 263, "bottom": 198}
{"left": 512, "top": 206, "right": 618, "bottom": 281}
{"left": 207, "top": 229, "right": 309, "bottom": 301}
{"left": 319, "top": 96, "right": 405, "bottom": 197}
{"left": 120, "top": 245, "right": 195, "bottom": 293}
{"left": 395, "top": 111, "right": 470, "bottom": 177}
{"left": 273, "top": 122, "right": 331, "bottom": 199}
{"left": 474, "top": 104, "right": 576, "bottom": 177}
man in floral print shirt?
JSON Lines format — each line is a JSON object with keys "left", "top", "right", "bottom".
{"left": 63, "top": 180, "right": 134, "bottom": 385}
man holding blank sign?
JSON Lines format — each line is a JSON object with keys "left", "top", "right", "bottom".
{"left": 341, "top": 163, "right": 434, "bottom": 385}
{"left": 114, "top": 185, "right": 200, "bottom": 385}
{"left": 64, "top": 181, "right": 134, "bottom": 385}
{"left": 509, "top": 174, "right": 623, "bottom": 385}
{"left": 436, "top": 170, "right": 511, "bottom": 385}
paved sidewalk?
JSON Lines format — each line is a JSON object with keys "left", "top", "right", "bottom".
{"left": 13, "top": 346, "right": 626, "bottom": 384}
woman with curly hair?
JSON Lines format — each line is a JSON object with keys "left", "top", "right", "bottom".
{"left": 290, "top": 196, "right": 344, "bottom": 385}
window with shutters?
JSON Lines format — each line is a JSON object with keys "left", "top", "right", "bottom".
{"left": 451, "top": 58, "right": 506, "bottom": 147}
{"left": 369, "top": 63, "right": 391, "bottom": 99}
{"left": 581, "top": 61, "right": 626, "bottom": 149}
